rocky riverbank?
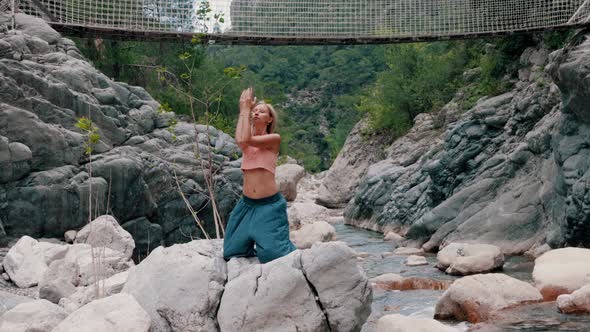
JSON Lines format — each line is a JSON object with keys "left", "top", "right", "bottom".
{"left": 320, "top": 35, "right": 590, "bottom": 256}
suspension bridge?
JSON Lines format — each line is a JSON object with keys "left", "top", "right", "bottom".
{"left": 2, "top": 0, "right": 590, "bottom": 44}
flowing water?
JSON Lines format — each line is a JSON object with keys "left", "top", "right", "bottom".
{"left": 333, "top": 223, "right": 590, "bottom": 332}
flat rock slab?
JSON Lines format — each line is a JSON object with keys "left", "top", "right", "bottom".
{"left": 435, "top": 273, "right": 543, "bottom": 323}
{"left": 436, "top": 243, "right": 504, "bottom": 275}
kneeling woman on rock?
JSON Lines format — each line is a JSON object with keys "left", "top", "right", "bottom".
{"left": 223, "top": 87, "right": 296, "bottom": 264}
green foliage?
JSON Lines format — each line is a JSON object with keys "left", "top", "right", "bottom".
{"left": 76, "top": 117, "right": 101, "bottom": 155}
{"left": 359, "top": 42, "right": 467, "bottom": 136}
{"left": 543, "top": 30, "right": 575, "bottom": 50}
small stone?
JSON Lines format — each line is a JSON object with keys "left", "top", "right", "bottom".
{"left": 64, "top": 230, "right": 76, "bottom": 244}
{"left": 3, "top": 273, "right": 10, "bottom": 281}
{"left": 405, "top": 255, "right": 428, "bottom": 266}
{"left": 392, "top": 247, "right": 425, "bottom": 256}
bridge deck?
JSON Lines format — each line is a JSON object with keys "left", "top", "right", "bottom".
{"left": 4, "top": 0, "right": 590, "bottom": 45}
{"left": 51, "top": 22, "right": 589, "bottom": 45}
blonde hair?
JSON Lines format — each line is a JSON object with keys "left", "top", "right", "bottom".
{"left": 253, "top": 101, "right": 278, "bottom": 134}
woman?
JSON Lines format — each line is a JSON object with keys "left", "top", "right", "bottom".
{"left": 223, "top": 87, "right": 297, "bottom": 264}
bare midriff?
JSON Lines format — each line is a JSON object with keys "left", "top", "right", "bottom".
{"left": 242, "top": 168, "right": 278, "bottom": 199}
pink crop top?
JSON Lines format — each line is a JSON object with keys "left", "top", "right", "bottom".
{"left": 240, "top": 145, "right": 278, "bottom": 174}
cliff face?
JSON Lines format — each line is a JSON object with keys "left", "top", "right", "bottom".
{"left": 0, "top": 14, "right": 243, "bottom": 252}
{"left": 339, "top": 40, "right": 590, "bottom": 254}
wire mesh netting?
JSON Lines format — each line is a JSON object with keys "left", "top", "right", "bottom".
{"left": 4, "top": 0, "right": 590, "bottom": 41}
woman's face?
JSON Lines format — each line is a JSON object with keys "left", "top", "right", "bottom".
{"left": 252, "top": 105, "right": 272, "bottom": 126}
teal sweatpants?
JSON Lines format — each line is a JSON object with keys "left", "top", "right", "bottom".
{"left": 223, "top": 192, "right": 296, "bottom": 264}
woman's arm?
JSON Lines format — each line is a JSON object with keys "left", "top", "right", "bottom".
{"left": 244, "top": 133, "right": 281, "bottom": 150}
{"left": 235, "top": 88, "right": 254, "bottom": 149}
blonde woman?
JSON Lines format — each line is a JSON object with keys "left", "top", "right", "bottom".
{"left": 223, "top": 87, "right": 296, "bottom": 263}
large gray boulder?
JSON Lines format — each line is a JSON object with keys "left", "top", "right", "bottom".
{"left": 122, "top": 240, "right": 227, "bottom": 332}
{"left": 218, "top": 252, "right": 329, "bottom": 332}
{"left": 52, "top": 293, "right": 151, "bottom": 332}
{"left": 299, "top": 242, "right": 372, "bottom": 332}
{"left": 3, "top": 236, "right": 50, "bottom": 287}
{"left": 218, "top": 241, "right": 372, "bottom": 332}
{"left": 0, "top": 299, "right": 67, "bottom": 332}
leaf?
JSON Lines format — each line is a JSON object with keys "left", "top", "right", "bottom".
{"left": 219, "top": 17, "right": 225, "bottom": 23}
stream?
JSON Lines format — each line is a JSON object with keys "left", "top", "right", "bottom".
{"left": 333, "top": 223, "right": 590, "bottom": 332}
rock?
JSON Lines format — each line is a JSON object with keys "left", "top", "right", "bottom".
{"left": 384, "top": 231, "right": 403, "bottom": 242}
{"left": 0, "top": 291, "right": 34, "bottom": 316}
{"left": 287, "top": 202, "right": 329, "bottom": 229}
{"left": 218, "top": 252, "right": 328, "bottom": 332}
{"left": 316, "top": 117, "right": 391, "bottom": 208}
{"left": 436, "top": 243, "right": 504, "bottom": 275}
{"left": 376, "top": 314, "right": 458, "bottom": 332}
{"left": 275, "top": 163, "right": 305, "bottom": 201}
{"left": 38, "top": 259, "right": 78, "bottom": 304}
{"left": 219, "top": 241, "right": 372, "bottom": 332}
{"left": 371, "top": 273, "right": 450, "bottom": 291}
{"left": 121, "top": 217, "right": 163, "bottom": 261}
{"left": 14, "top": 14, "right": 61, "bottom": 44}
{"left": 434, "top": 274, "right": 543, "bottom": 323}
{"left": 52, "top": 293, "right": 151, "bottom": 332}
{"left": 524, "top": 243, "right": 551, "bottom": 259}
{"left": 1, "top": 273, "right": 8, "bottom": 281}
{"left": 0, "top": 299, "right": 67, "bottom": 332}
{"left": 75, "top": 215, "right": 135, "bottom": 261}
{"left": 392, "top": 247, "right": 425, "bottom": 256}
{"left": 557, "top": 284, "right": 590, "bottom": 314}
{"left": 405, "top": 255, "right": 428, "bottom": 266}
{"left": 64, "top": 230, "right": 77, "bottom": 244}
{"left": 533, "top": 247, "right": 590, "bottom": 300}
{"left": 290, "top": 221, "right": 336, "bottom": 249}
{"left": 64, "top": 243, "right": 133, "bottom": 286}
{"left": 37, "top": 240, "right": 69, "bottom": 264}
{"left": 299, "top": 242, "right": 373, "bottom": 332}
{"left": 60, "top": 271, "right": 129, "bottom": 313}
{"left": 122, "top": 240, "right": 226, "bottom": 332}
{"left": 0, "top": 14, "right": 243, "bottom": 247}
{"left": 226, "top": 256, "right": 260, "bottom": 282}
{"left": 3, "top": 236, "right": 49, "bottom": 288}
